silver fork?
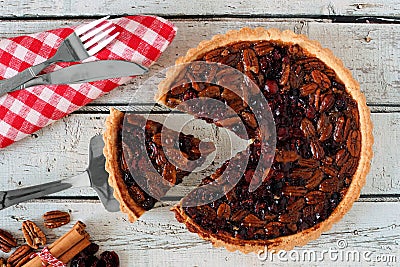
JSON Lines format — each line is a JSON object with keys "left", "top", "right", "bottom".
{"left": 0, "top": 16, "right": 120, "bottom": 96}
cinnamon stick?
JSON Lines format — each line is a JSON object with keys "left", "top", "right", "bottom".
{"left": 49, "top": 221, "right": 88, "bottom": 256}
{"left": 23, "top": 221, "right": 90, "bottom": 267}
{"left": 57, "top": 236, "right": 91, "bottom": 264}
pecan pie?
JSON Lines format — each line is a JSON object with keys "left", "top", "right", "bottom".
{"left": 103, "top": 108, "right": 215, "bottom": 222}
{"left": 155, "top": 28, "right": 373, "bottom": 252}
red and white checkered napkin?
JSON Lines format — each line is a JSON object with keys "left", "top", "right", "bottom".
{"left": 0, "top": 16, "right": 177, "bottom": 148}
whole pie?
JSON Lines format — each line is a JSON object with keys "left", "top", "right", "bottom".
{"left": 104, "top": 28, "right": 373, "bottom": 253}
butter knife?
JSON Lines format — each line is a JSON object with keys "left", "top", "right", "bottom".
{"left": 0, "top": 60, "right": 148, "bottom": 96}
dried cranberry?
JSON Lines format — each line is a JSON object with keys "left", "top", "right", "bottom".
{"left": 264, "top": 80, "right": 279, "bottom": 94}
{"left": 141, "top": 196, "right": 156, "bottom": 210}
{"left": 305, "top": 106, "right": 316, "bottom": 119}
{"left": 183, "top": 89, "right": 196, "bottom": 101}
{"left": 86, "top": 255, "right": 100, "bottom": 267}
{"left": 82, "top": 243, "right": 100, "bottom": 256}
{"left": 329, "top": 192, "right": 341, "bottom": 209}
{"left": 123, "top": 172, "right": 135, "bottom": 187}
{"left": 100, "top": 251, "right": 120, "bottom": 267}
{"left": 334, "top": 95, "right": 347, "bottom": 111}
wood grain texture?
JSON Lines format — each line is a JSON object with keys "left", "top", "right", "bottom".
{"left": 0, "top": 200, "right": 399, "bottom": 266}
{"left": 0, "top": 0, "right": 399, "bottom": 18}
{"left": 0, "top": 112, "right": 398, "bottom": 197}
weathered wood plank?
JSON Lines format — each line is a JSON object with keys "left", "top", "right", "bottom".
{"left": 0, "top": 0, "right": 399, "bottom": 18}
{"left": 0, "top": 112, "right": 399, "bottom": 197}
{"left": 1, "top": 19, "right": 397, "bottom": 105}
{"left": 0, "top": 201, "right": 399, "bottom": 266}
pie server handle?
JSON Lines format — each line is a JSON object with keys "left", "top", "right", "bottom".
{"left": 0, "top": 172, "right": 90, "bottom": 210}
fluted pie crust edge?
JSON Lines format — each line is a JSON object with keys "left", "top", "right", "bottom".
{"left": 103, "top": 107, "right": 146, "bottom": 223}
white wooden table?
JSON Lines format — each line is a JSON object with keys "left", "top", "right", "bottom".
{"left": 0, "top": 1, "right": 400, "bottom": 266}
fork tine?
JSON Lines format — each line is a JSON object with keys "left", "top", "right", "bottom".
{"left": 83, "top": 27, "right": 115, "bottom": 49}
{"left": 75, "top": 16, "right": 110, "bottom": 36}
{"left": 80, "top": 21, "right": 112, "bottom": 43}
{"left": 87, "top": 32, "right": 120, "bottom": 56}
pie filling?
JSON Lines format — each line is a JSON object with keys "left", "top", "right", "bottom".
{"left": 117, "top": 113, "right": 215, "bottom": 211}
{"left": 160, "top": 40, "right": 362, "bottom": 240}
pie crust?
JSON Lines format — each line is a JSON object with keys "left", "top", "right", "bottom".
{"left": 103, "top": 108, "right": 146, "bottom": 222}
{"left": 156, "top": 28, "right": 374, "bottom": 253}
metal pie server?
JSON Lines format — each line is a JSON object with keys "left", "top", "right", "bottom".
{"left": 0, "top": 60, "right": 148, "bottom": 96}
{"left": 0, "top": 135, "right": 120, "bottom": 212}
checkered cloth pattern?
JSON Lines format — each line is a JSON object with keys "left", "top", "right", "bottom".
{"left": 0, "top": 16, "right": 177, "bottom": 148}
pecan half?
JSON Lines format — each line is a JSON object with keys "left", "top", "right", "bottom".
{"left": 321, "top": 165, "right": 338, "bottom": 178}
{"left": 297, "top": 158, "right": 319, "bottom": 168}
{"left": 243, "top": 214, "right": 266, "bottom": 227}
{"left": 198, "top": 85, "right": 221, "bottom": 98}
{"left": 333, "top": 116, "right": 346, "bottom": 143}
{"left": 0, "top": 257, "right": 6, "bottom": 267}
{"left": 339, "top": 157, "right": 358, "bottom": 178}
{"left": 204, "top": 47, "right": 224, "bottom": 62}
{"left": 7, "top": 245, "right": 34, "bottom": 267}
{"left": 335, "top": 149, "right": 350, "bottom": 167}
{"left": 275, "top": 150, "right": 300, "bottom": 163}
{"left": 319, "top": 178, "right": 340, "bottom": 193}
{"left": 311, "top": 69, "right": 331, "bottom": 89}
{"left": 347, "top": 130, "right": 361, "bottom": 157}
{"left": 320, "top": 94, "right": 335, "bottom": 112}
{"left": 305, "top": 190, "right": 326, "bottom": 205}
{"left": 0, "top": 229, "right": 17, "bottom": 253}
{"left": 216, "top": 203, "right": 231, "bottom": 220}
{"left": 170, "top": 83, "right": 189, "bottom": 95}
{"left": 300, "top": 118, "right": 316, "bottom": 138}
{"left": 317, "top": 113, "right": 333, "bottom": 142}
{"left": 290, "top": 168, "right": 314, "bottom": 180}
{"left": 278, "top": 211, "right": 301, "bottom": 224}
{"left": 22, "top": 220, "right": 46, "bottom": 249}
{"left": 310, "top": 139, "right": 325, "bottom": 160}
{"left": 241, "top": 111, "right": 257, "bottom": 129}
{"left": 279, "top": 61, "right": 290, "bottom": 86}
{"left": 43, "top": 210, "right": 71, "bottom": 229}
{"left": 243, "top": 48, "right": 259, "bottom": 74}
{"left": 282, "top": 186, "right": 307, "bottom": 197}
{"left": 253, "top": 41, "right": 274, "bottom": 56}
{"left": 300, "top": 82, "right": 318, "bottom": 96}
{"left": 231, "top": 210, "right": 249, "bottom": 221}
{"left": 215, "top": 116, "right": 241, "bottom": 128}
{"left": 305, "top": 169, "right": 324, "bottom": 189}
{"left": 286, "top": 198, "right": 305, "bottom": 211}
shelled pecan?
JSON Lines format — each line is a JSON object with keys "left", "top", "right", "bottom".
{"left": 43, "top": 210, "right": 71, "bottom": 229}
{"left": 0, "top": 229, "right": 17, "bottom": 253}
{"left": 7, "top": 245, "right": 33, "bottom": 267}
{"left": 22, "top": 220, "right": 46, "bottom": 249}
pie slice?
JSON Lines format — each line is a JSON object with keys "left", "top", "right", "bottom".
{"left": 103, "top": 108, "right": 215, "bottom": 222}
{"left": 156, "top": 28, "right": 373, "bottom": 252}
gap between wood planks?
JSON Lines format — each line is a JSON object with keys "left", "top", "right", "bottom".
{"left": 0, "top": 15, "right": 399, "bottom": 24}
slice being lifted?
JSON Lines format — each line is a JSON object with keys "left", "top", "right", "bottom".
{"left": 103, "top": 108, "right": 215, "bottom": 222}
{"left": 157, "top": 28, "right": 373, "bottom": 252}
